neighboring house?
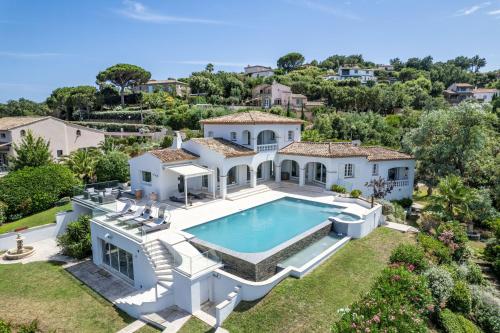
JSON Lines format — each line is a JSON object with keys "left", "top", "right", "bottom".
{"left": 244, "top": 65, "right": 274, "bottom": 78}
{"left": 0, "top": 116, "right": 105, "bottom": 170}
{"left": 134, "top": 79, "right": 190, "bottom": 97}
{"left": 325, "top": 66, "right": 377, "bottom": 84}
{"left": 472, "top": 88, "right": 498, "bottom": 103}
{"left": 443, "top": 83, "right": 474, "bottom": 105}
{"left": 376, "top": 64, "right": 394, "bottom": 71}
{"left": 69, "top": 111, "right": 412, "bottom": 324}
{"left": 249, "top": 82, "right": 309, "bottom": 110}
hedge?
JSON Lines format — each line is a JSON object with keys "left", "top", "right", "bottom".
{"left": 0, "top": 164, "right": 80, "bottom": 219}
{"left": 87, "top": 110, "right": 153, "bottom": 121}
{"left": 72, "top": 121, "right": 162, "bottom": 132}
{"left": 439, "top": 309, "right": 481, "bottom": 333}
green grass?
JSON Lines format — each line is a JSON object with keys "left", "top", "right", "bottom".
{"left": 218, "top": 227, "right": 414, "bottom": 333}
{"left": 0, "top": 203, "right": 72, "bottom": 234}
{"left": 135, "top": 324, "right": 162, "bottom": 332}
{"left": 0, "top": 261, "right": 135, "bottom": 332}
{"left": 178, "top": 317, "right": 214, "bottom": 333}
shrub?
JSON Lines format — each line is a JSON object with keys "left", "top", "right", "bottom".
{"left": 437, "top": 222, "right": 469, "bottom": 261}
{"left": 393, "top": 203, "right": 407, "bottom": 223}
{"left": 160, "top": 135, "right": 173, "bottom": 148}
{"left": 0, "top": 320, "right": 11, "bottom": 333}
{"left": 424, "top": 266, "right": 454, "bottom": 305}
{"left": 380, "top": 199, "right": 395, "bottom": 215}
{"left": 331, "top": 184, "right": 346, "bottom": 193}
{"left": 57, "top": 215, "right": 92, "bottom": 259}
{"left": 350, "top": 189, "right": 362, "bottom": 198}
{"left": 484, "top": 228, "right": 500, "bottom": 279}
{"left": 470, "top": 285, "right": 500, "bottom": 333}
{"left": 73, "top": 121, "right": 162, "bottom": 133}
{"left": 418, "top": 212, "right": 442, "bottom": 234}
{"left": 17, "top": 320, "right": 40, "bottom": 333}
{"left": 465, "top": 262, "right": 483, "bottom": 285}
{"left": 332, "top": 267, "right": 433, "bottom": 333}
{"left": 448, "top": 280, "right": 472, "bottom": 314}
{"left": 55, "top": 197, "right": 71, "bottom": 207}
{"left": 393, "top": 197, "right": 413, "bottom": 208}
{"left": 95, "top": 151, "right": 129, "bottom": 183}
{"left": 389, "top": 244, "right": 428, "bottom": 273}
{"left": 418, "top": 234, "right": 452, "bottom": 264}
{"left": 0, "top": 164, "right": 79, "bottom": 219}
{"left": 0, "top": 201, "right": 7, "bottom": 226}
{"left": 87, "top": 110, "right": 151, "bottom": 122}
{"left": 439, "top": 309, "right": 481, "bottom": 333}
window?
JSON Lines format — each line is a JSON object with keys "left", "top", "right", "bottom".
{"left": 0, "top": 133, "right": 5, "bottom": 139}
{"left": 274, "top": 99, "right": 281, "bottom": 105}
{"left": 315, "top": 163, "right": 326, "bottom": 183}
{"left": 372, "top": 164, "right": 378, "bottom": 176}
{"left": 264, "top": 98, "right": 271, "bottom": 108}
{"left": 208, "top": 131, "right": 214, "bottom": 137}
{"left": 291, "top": 162, "right": 298, "bottom": 177}
{"left": 142, "top": 171, "right": 152, "bottom": 183}
{"left": 101, "top": 240, "right": 134, "bottom": 280}
{"left": 243, "top": 131, "right": 251, "bottom": 145}
{"left": 270, "top": 131, "right": 276, "bottom": 141}
{"left": 57, "top": 150, "right": 63, "bottom": 157}
{"left": 344, "top": 164, "right": 354, "bottom": 178}
{"left": 287, "top": 130, "right": 294, "bottom": 141}
{"left": 20, "top": 129, "right": 26, "bottom": 137}
{"left": 76, "top": 129, "right": 81, "bottom": 137}
{"left": 230, "top": 132, "right": 237, "bottom": 141}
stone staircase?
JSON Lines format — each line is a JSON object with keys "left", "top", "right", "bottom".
{"left": 143, "top": 239, "right": 175, "bottom": 289}
{"left": 226, "top": 183, "right": 280, "bottom": 201}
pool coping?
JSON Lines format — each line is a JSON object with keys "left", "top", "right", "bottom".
{"left": 188, "top": 219, "right": 333, "bottom": 264}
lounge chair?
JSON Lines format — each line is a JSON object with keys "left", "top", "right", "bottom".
{"left": 133, "top": 201, "right": 156, "bottom": 224}
{"left": 117, "top": 205, "right": 145, "bottom": 223}
{"left": 83, "top": 187, "right": 96, "bottom": 200}
{"left": 98, "top": 188, "right": 118, "bottom": 204}
{"left": 189, "top": 192, "right": 207, "bottom": 199}
{"left": 105, "top": 199, "right": 134, "bottom": 220}
{"left": 141, "top": 206, "right": 171, "bottom": 233}
{"left": 170, "top": 195, "right": 192, "bottom": 206}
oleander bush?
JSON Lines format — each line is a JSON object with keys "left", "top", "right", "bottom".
{"left": 332, "top": 266, "right": 433, "bottom": 333}
{"left": 439, "top": 309, "right": 481, "bottom": 333}
{"left": 437, "top": 222, "right": 469, "bottom": 261}
{"left": 389, "top": 244, "right": 428, "bottom": 273}
{"left": 331, "top": 184, "right": 346, "bottom": 193}
{"left": 57, "top": 215, "right": 92, "bottom": 259}
{"left": 0, "top": 164, "right": 79, "bottom": 220}
{"left": 350, "top": 189, "right": 362, "bottom": 198}
{"left": 448, "top": 280, "right": 472, "bottom": 314}
{"left": 424, "top": 266, "right": 454, "bottom": 306}
{"left": 417, "top": 233, "right": 453, "bottom": 264}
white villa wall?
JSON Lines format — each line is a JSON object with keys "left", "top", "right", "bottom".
{"left": 8, "top": 118, "right": 104, "bottom": 160}
{"left": 129, "top": 153, "right": 167, "bottom": 200}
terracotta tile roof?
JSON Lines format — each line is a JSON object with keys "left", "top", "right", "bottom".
{"left": 473, "top": 88, "right": 498, "bottom": 93}
{"left": 143, "top": 79, "right": 187, "bottom": 85}
{"left": 149, "top": 148, "right": 199, "bottom": 163}
{"left": 454, "top": 83, "right": 474, "bottom": 87}
{"left": 199, "top": 111, "right": 303, "bottom": 125}
{"left": 279, "top": 142, "right": 413, "bottom": 161}
{"left": 190, "top": 137, "right": 256, "bottom": 158}
{"left": 0, "top": 116, "right": 49, "bottom": 130}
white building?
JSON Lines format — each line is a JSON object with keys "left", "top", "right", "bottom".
{"left": 244, "top": 65, "right": 274, "bottom": 78}
{"left": 0, "top": 116, "right": 105, "bottom": 171}
{"left": 472, "top": 88, "right": 498, "bottom": 103}
{"left": 325, "top": 66, "right": 377, "bottom": 84}
{"left": 69, "top": 111, "right": 414, "bottom": 327}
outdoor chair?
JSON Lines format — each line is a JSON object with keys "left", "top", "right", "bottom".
{"left": 188, "top": 192, "right": 207, "bottom": 200}
{"left": 117, "top": 205, "right": 145, "bottom": 223}
{"left": 83, "top": 187, "right": 96, "bottom": 200}
{"left": 141, "top": 205, "right": 171, "bottom": 233}
{"left": 98, "top": 187, "right": 119, "bottom": 204}
{"left": 105, "top": 199, "right": 134, "bottom": 220}
{"left": 133, "top": 201, "right": 156, "bottom": 224}
{"left": 169, "top": 195, "right": 193, "bottom": 206}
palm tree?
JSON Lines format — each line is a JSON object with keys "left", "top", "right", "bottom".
{"left": 427, "top": 175, "right": 477, "bottom": 229}
{"left": 62, "top": 149, "right": 100, "bottom": 184}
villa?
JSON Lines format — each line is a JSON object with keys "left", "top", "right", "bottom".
{"left": 69, "top": 111, "right": 415, "bottom": 327}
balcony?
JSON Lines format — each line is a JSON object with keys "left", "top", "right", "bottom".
{"left": 256, "top": 143, "right": 278, "bottom": 152}
{"left": 388, "top": 179, "right": 409, "bottom": 187}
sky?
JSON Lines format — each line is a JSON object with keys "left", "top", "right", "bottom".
{"left": 0, "top": 0, "right": 499, "bottom": 102}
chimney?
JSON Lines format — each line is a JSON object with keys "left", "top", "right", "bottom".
{"left": 351, "top": 140, "right": 361, "bottom": 147}
{"left": 172, "top": 131, "right": 183, "bottom": 149}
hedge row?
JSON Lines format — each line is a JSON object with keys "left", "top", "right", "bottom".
{"left": 72, "top": 121, "right": 162, "bottom": 132}
{"left": 87, "top": 110, "right": 153, "bottom": 121}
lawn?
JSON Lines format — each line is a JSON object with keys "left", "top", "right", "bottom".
{"left": 178, "top": 317, "right": 214, "bottom": 333}
{"left": 0, "top": 203, "right": 72, "bottom": 235}
{"left": 217, "top": 227, "right": 414, "bottom": 333}
{"left": 0, "top": 261, "right": 136, "bottom": 332}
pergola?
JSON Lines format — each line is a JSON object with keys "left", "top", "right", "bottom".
{"left": 166, "top": 164, "right": 215, "bottom": 207}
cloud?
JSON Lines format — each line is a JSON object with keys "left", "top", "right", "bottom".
{"left": 0, "top": 51, "right": 67, "bottom": 58}
{"left": 487, "top": 9, "right": 500, "bottom": 15}
{"left": 116, "top": 0, "right": 226, "bottom": 25}
{"left": 289, "top": 0, "right": 362, "bottom": 21}
{"left": 455, "top": 2, "right": 491, "bottom": 16}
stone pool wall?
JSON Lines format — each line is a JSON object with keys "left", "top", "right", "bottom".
{"left": 190, "top": 223, "right": 332, "bottom": 281}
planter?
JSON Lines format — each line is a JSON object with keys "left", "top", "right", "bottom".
{"left": 135, "top": 189, "right": 143, "bottom": 200}
{"left": 149, "top": 192, "right": 158, "bottom": 201}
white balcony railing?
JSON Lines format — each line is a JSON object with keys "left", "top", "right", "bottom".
{"left": 256, "top": 143, "right": 278, "bottom": 152}
{"left": 388, "top": 179, "right": 409, "bottom": 187}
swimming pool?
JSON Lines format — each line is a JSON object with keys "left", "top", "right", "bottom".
{"left": 185, "top": 197, "right": 358, "bottom": 253}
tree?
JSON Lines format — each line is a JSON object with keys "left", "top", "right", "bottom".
{"left": 365, "top": 177, "right": 394, "bottom": 207}
{"left": 205, "top": 63, "right": 214, "bottom": 73}
{"left": 277, "top": 52, "right": 305, "bottom": 72}
{"left": 9, "top": 131, "right": 52, "bottom": 170}
{"left": 95, "top": 151, "right": 129, "bottom": 183}
{"left": 46, "top": 86, "right": 96, "bottom": 120}
{"left": 0, "top": 98, "right": 50, "bottom": 117}
{"left": 96, "top": 64, "right": 151, "bottom": 106}
{"left": 62, "top": 149, "right": 100, "bottom": 184}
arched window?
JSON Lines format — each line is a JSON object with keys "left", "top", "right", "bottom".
{"left": 20, "top": 129, "right": 26, "bottom": 137}
{"left": 230, "top": 132, "right": 237, "bottom": 141}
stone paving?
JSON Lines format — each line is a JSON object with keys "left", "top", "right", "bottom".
{"left": 0, "top": 238, "right": 73, "bottom": 265}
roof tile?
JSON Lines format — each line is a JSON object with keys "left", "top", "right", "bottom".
{"left": 190, "top": 137, "right": 256, "bottom": 158}
{"left": 200, "top": 111, "right": 303, "bottom": 125}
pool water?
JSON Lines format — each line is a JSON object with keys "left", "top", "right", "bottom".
{"left": 185, "top": 197, "right": 358, "bottom": 253}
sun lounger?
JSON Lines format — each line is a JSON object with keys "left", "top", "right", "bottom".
{"left": 141, "top": 205, "right": 171, "bottom": 233}
{"left": 117, "top": 205, "right": 145, "bottom": 223}
{"left": 133, "top": 201, "right": 156, "bottom": 224}
{"left": 170, "top": 195, "right": 192, "bottom": 205}
{"left": 105, "top": 199, "right": 134, "bottom": 219}
{"left": 189, "top": 192, "right": 207, "bottom": 199}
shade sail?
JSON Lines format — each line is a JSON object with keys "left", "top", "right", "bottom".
{"left": 167, "top": 164, "right": 213, "bottom": 178}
